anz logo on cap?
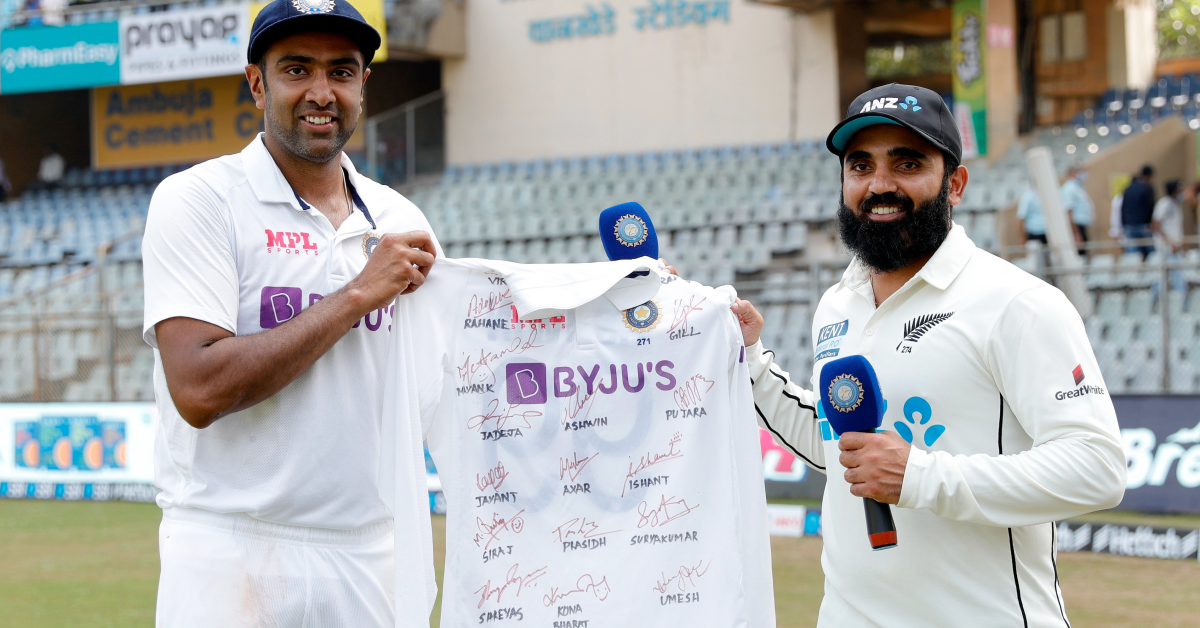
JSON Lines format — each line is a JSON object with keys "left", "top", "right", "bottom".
{"left": 614, "top": 214, "right": 648, "bottom": 247}
{"left": 859, "top": 95, "right": 922, "bottom": 113}
{"left": 292, "top": 0, "right": 336, "bottom": 14}
{"left": 827, "top": 374, "right": 864, "bottom": 413}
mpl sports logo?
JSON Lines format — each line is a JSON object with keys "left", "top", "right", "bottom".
{"left": 265, "top": 229, "right": 319, "bottom": 255}
{"left": 511, "top": 305, "right": 567, "bottom": 330}
{"left": 505, "top": 360, "right": 677, "bottom": 405}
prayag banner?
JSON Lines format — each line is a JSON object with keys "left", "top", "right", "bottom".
{"left": 0, "top": 403, "right": 157, "bottom": 502}
{"left": 91, "top": 74, "right": 263, "bottom": 169}
{"left": 952, "top": 0, "right": 987, "bottom": 158}
{"left": 119, "top": 4, "right": 251, "bottom": 86}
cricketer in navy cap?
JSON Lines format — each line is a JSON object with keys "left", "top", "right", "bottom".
{"left": 248, "top": 0, "right": 382, "bottom": 66}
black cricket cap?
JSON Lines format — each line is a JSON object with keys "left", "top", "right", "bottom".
{"left": 248, "top": 0, "right": 381, "bottom": 66}
{"left": 826, "top": 83, "right": 962, "bottom": 163}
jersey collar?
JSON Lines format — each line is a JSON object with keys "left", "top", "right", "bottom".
{"left": 241, "top": 133, "right": 379, "bottom": 229}
{"left": 839, "top": 222, "right": 975, "bottom": 292}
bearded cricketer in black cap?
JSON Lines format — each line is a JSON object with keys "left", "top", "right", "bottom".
{"left": 726, "top": 83, "right": 1123, "bottom": 626}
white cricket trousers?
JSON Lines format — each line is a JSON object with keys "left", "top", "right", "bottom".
{"left": 156, "top": 507, "right": 394, "bottom": 628}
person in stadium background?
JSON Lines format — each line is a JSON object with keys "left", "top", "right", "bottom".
{"left": 36, "top": 143, "right": 64, "bottom": 189}
{"left": 1122, "top": 165, "right": 1157, "bottom": 260}
{"left": 1060, "top": 166, "right": 1094, "bottom": 256}
{"left": 728, "top": 83, "right": 1126, "bottom": 627}
{"left": 141, "top": 1, "right": 439, "bottom": 625}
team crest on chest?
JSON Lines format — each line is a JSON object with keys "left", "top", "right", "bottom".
{"left": 613, "top": 214, "right": 648, "bottom": 247}
{"left": 827, "top": 374, "right": 864, "bottom": 413}
{"left": 292, "top": 0, "right": 335, "bottom": 13}
{"left": 623, "top": 300, "right": 660, "bottom": 332}
{"left": 362, "top": 232, "right": 381, "bottom": 259}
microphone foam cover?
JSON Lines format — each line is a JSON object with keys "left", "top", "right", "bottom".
{"left": 819, "top": 355, "right": 885, "bottom": 435}
{"left": 599, "top": 202, "right": 658, "bottom": 261}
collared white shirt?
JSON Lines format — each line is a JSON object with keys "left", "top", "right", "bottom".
{"left": 142, "top": 134, "right": 441, "bottom": 530}
{"left": 747, "top": 224, "right": 1125, "bottom": 628}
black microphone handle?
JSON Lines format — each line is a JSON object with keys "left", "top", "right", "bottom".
{"left": 863, "top": 496, "right": 898, "bottom": 550}
{"left": 852, "top": 428, "right": 897, "bottom": 551}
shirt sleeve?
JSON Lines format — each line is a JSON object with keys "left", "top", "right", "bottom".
{"left": 141, "top": 172, "right": 239, "bottom": 348}
{"left": 746, "top": 340, "right": 825, "bottom": 472}
{"left": 1152, "top": 198, "right": 1170, "bottom": 222}
{"left": 897, "top": 285, "right": 1127, "bottom": 526}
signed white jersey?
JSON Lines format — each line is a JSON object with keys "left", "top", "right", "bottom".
{"left": 383, "top": 258, "right": 773, "bottom": 628}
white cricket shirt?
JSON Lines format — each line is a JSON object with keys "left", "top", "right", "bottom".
{"left": 749, "top": 225, "right": 1126, "bottom": 628}
{"left": 383, "top": 258, "right": 774, "bottom": 628}
{"left": 142, "top": 134, "right": 441, "bottom": 530}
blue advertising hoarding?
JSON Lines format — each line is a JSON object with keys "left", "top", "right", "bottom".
{"left": 0, "top": 22, "right": 120, "bottom": 94}
{"left": 1115, "top": 395, "right": 1200, "bottom": 514}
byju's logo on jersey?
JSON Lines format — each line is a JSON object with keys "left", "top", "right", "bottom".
{"left": 506, "top": 362, "right": 548, "bottom": 405}
{"left": 265, "top": 229, "right": 319, "bottom": 255}
{"left": 896, "top": 312, "right": 954, "bottom": 353}
{"left": 261, "top": 287, "right": 302, "bottom": 329}
{"left": 623, "top": 300, "right": 660, "bottom": 332}
{"left": 814, "top": 319, "right": 848, "bottom": 361}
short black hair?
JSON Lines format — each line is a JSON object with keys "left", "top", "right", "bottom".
{"left": 1167, "top": 180, "right": 1181, "bottom": 196}
{"left": 1142, "top": 165, "right": 1154, "bottom": 177}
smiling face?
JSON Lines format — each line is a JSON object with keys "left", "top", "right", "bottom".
{"left": 836, "top": 124, "right": 968, "bottom": 273}
{"left": 247, "top": 31, "right": 368, "bottom": 164}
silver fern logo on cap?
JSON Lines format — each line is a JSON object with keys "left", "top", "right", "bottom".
{"left": 292, "top": 0, "right": 335, "bottom": 14}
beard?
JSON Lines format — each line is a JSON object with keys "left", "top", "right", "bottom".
{"left": 837, "top": 176, "right": 954, "bottom": 274}
{"left": 265, "top": 97, "right": 356, "bottom": 164}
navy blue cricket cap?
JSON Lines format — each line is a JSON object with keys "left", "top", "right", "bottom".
{"left": 248, "top": 0, "right": 381, "bottom": 66}
{"left": 826, "top": 83, "right": 962, "bottom": 163}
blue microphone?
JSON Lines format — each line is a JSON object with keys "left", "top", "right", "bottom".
{"left": 819, "top": 355, "right": 898, "bottom": 551}
{"left": 599, "top": 202, "right": 658, "bottom": 261}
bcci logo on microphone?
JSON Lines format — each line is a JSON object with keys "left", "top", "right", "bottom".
{"left": 827, "top": 374, "right": 864, "bottom": 413}
{"left": 613, "top": 214, "right": 648, "bottom": 247}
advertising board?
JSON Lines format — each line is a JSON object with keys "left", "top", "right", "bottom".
{"left": 0, "top": 22, "right": 121, "bottom": 94}
{"left": 119, "top": 5, "right": 251, "bottom": 85}
{"left": 1115, "top": 395, "right": 1200, "bottom": 514}
{"left": 0, "top": 403, "right": 157, "bottom": 502}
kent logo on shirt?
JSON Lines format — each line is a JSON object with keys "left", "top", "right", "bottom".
{"left": 265, "top": 229, "right": 319, "bottom": 255}
{"left": 814, "top": 320, "right": 848, "bottom": 361}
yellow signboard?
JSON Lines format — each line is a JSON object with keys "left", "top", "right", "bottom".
{"left": 249, "top": 0, "right": 387, "bottom": 62}
{"left": 92, "top": 75, "right": 263, "bottom": 169}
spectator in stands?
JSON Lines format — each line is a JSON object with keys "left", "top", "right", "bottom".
{"left": 0, "top": 155, "right": 11, "bottom": 203}
{"left": 1108, "top": 175, "right": 1133, "bottom": 244}
{"left": 36, "top": 143, "right": 64, "bottom": 189}
{"left": 1152, "top": 180, "right": 1186, "bottom": 297}
{"left": 1060, "top": 166, "right": 1093, "bottom": 255}
{"left": 1122, "top": 165, "right": 1157, "bottom": 259}
{"left": 1016, "top": 185, "right": 1046, "bottom": 244}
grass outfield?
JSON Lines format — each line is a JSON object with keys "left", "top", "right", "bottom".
{"left": 2, "top": 500, "right": 1199, "bottom": 627}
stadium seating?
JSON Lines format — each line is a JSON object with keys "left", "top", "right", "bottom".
{"left": 0, "top": 126, "right": 1192, "bottom": 399}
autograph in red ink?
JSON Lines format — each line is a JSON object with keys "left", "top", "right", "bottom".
{"left": 473, "top": 510, "right": 526, "bottom": 550}
{"left": 476, "top": 461, "right": 511, "bottom": 493}
{"left": 673, "top": 374, "right": 715, "bottom": 410}
{"left": 467, "top": 290, "right": 512, "bottom": 319}
{"left": 668, "top": 295, "right": 706, "bottom": 333}
{"left": 541, "top": 574, "right": 612, "bottom": 607}
{"left": 474, "top": 562, "right": 547, "bottom": 608}
{"left": 467, "top": 398, "right": 542, "bottom": 432}
{"left": 637, "top": 495, "right": 700, "bottom": 528}
{"left": 623, "top": 433, "right": 683, "bottom": 497}
{"left": 652, "top": 559, "right": 710, "bottom": 594}
{"left": 456, "top": 330, "right": 543, "bottom": 385}
{"left": 559, "top": 452, "right": 599, "bottom": 483}
{"left": 551, "top": 517, "right": 621, "bottom": 544}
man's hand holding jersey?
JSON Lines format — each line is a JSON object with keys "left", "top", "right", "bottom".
{"left": 157, "top": 230, "right": 436, "bottom": 429}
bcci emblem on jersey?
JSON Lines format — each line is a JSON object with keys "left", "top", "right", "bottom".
{"left": 613, "top": 214, "right": 649, "bottom": 247}
{"left": 362, "top": 232, "right": 380, "bottom": 259}
{"left": 623, "top": 300, "right": 660, "bottom": 332}
{"left": 827, "top": 374, "right": 864, "bottom": 413}
{"left": 292, "top": 0, "right": 335, "bottom": 13}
